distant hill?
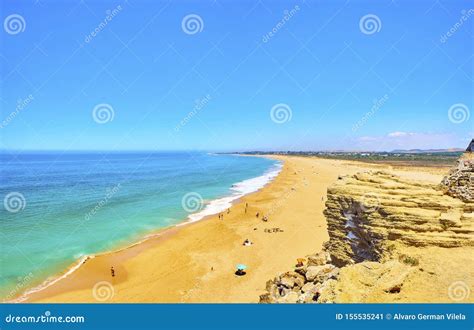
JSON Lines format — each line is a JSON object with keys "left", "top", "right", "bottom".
{"left": 390, "top": 148, "right": 464, "bottom": 154}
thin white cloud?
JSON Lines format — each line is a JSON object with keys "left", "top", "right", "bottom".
{"left": 387, "top": 131, "right": 416, "bottom": 137}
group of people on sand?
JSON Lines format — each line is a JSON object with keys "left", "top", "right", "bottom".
{"left": 218, "top": 208, "right": 231, "bottom": 220}
{"left": 255, "top": 212, "right": 269, "bottom": 222}
{"left": 243, "top": 239, "right": 253, "bottom": 246}
{"left": 206, "top": 201, "right": 279, "bottom": 277}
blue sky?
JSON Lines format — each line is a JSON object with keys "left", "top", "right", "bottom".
{"left": 1, "top": 0, "right": 472, "bottom": 151}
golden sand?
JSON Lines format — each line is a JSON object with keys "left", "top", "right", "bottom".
{"left": 25, "top": 156, "right": 448, "bottom": 303}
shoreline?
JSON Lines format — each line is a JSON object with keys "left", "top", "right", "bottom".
{"left": 8, "top": 156, "right": 283, "bottom": 303}
{"left": 19, "top": 155, "right": 448, "bottom": 303}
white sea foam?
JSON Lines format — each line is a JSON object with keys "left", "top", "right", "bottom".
{"left": 184, "top": 162, "right": 283, "bottom": 223}
{"left": 12, "top": 160, "right": 283, "bottom": 302}
{"left": 9, "top": 255, "right": 94, "bottom": 303}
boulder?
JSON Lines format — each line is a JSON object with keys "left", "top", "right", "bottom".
{"left": 293, "top": 276, "right": 305, "bottom": 288}
{"left": 305, "top": 265, "right": 335, "bottom": 282}
{"left": 326, "top": 267, "right": 340, "bottom": 281}
{"left": 282, "top": 291, "right": 299, "bottom": 303}
{"left": 280, "top": 276, "right": 295, "bottom": 289}
{"left": 317, "top": 279, "right": 337, "bottom": 303}
{"left": 307, "top": 252, "right": 328, "bottom": 266}
{"left": 265, "top": 279, "right": 274, "bottom": 291}
{"left": 301, "top": 282, "right": 316, "bottom": 293}
{"left": 298, "top": 291, "right": 317, "bottom": 303}
{"left": 295, "top": 265, "right": 307, "bottom": 276}
{"left": 259, "top": 293, "right": 271, "bottom": 303}
{"left": 441, "top": 152, "right": 474, "bottom": 202}
{"left": 305, "top": 266, "right": 324, "bottom": 281}
{"left": 277, "top": 286, "right": 291, "bottom": 297}
{"left": 279, "top": 271, "right": 305, "bottom": 289}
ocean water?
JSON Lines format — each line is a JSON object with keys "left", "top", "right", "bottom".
{"left": 0, "top": 152, "right": 280, "bottom": 299}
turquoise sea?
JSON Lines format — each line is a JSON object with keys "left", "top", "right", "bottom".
{"left": 0, "top": 152, "right": 280, "bottom": 300}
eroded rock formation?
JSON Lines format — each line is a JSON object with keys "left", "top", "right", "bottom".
{"left": 441, "top": 152, "right": 473, "bottom": 202}
{"left": 325, "top": 170, "right": 474, "bottom": 267}
{"left": 260, "top": 152, "right": 474, "bottom": 303}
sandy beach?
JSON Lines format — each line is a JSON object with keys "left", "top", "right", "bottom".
{"left": 23, "top": 155, "right": 449, "bottom": 303}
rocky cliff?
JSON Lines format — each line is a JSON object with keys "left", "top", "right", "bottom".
{"left": 324, "top": 170, "right": 474, "bottom": 267}
{"left": 260, "top": 154, "right": 474, "bottom": 303}
{"left": 441, "top": 152, "right": 473, "bottom": 202}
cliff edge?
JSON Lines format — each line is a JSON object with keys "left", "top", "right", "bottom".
{"left": 260, "top": 151, "right": 474, "bottom": 303}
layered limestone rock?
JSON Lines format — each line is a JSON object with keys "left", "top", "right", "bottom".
{"left": 260, "top": 152, "right": 474, "bottom": 303}
{"left": 325, "top": 170, "right": 474, "bottom": 267}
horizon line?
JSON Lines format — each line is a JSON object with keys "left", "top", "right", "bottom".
{"left": 0, "top": 147, "right": 466, "bottom": 154}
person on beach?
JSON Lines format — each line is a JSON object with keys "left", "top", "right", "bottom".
{"left": 235, "top": 269, "right": 245, "bottom": 276}
{"left": 245, "top": 203, "right": 248, "bottom": 213}
{"left": 111, "top": 266, "right": 115, "bottom": 277}
{"left": 227, "top": 208, "right": 230, "bottom": 214}
{"left": 296, "top": 258, "right": 306, "bottom": 267}
{"left": 256, "top": 212, "right": 259, "bottom": 218}
{"left": 235, "top": 265, "right": 247, "bottom": 276}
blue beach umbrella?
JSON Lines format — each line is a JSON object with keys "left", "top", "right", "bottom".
{"left": 236, "top": 264, "right": 247, "bottom": 271}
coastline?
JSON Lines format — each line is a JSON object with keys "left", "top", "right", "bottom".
{"left": 20, "top": 155, "right": 448, "bottom": 303}
{"left": 8, "top": 155, "right": 282, "bottom": 303}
